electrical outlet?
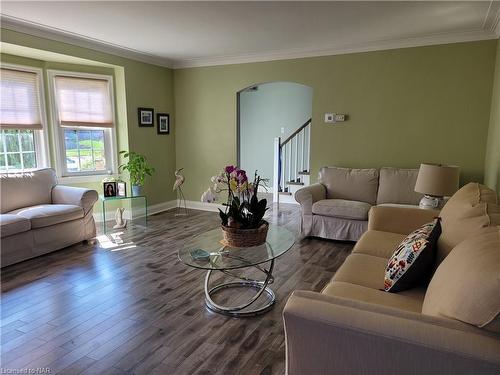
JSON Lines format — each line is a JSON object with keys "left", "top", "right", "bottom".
{"left": 280, "top": 127, "right": 285, "bottom": 134}
{"left": 335, "top": 114, "right": 346, "bottom": 122}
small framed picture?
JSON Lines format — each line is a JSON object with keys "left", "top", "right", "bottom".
{"left": 157, "top": 113, "right": 170, "bottom": 134}
{"left": 103, "top": 182, "right": 117, "bottom": 197}
{"left": 138, "top": 107, "right": 154, "bottom": 127}
{"left": 117, "top": 182, "right": 127, "bottom": 197}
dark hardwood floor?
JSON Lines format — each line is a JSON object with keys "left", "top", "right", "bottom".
{"left": 0, "top": 204, "right": 353, "bottom": 375}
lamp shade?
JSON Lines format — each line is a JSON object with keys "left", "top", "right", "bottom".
{"left": 415, "top": 163, "right": 460, "bottom": 197}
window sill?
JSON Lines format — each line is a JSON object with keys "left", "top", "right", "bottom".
{"left": 59, "top": 174, "right": 120, "bottom": 184}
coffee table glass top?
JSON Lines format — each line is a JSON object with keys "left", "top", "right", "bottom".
{"left": 179, "top": 224, "right": 295, "bottom": 270}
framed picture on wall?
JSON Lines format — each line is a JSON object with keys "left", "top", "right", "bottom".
{"left": 138, "top": 107, "right": 154, "bottom": 127}
{"left": 157, "top": 113, "right": 170, "bottom": 134}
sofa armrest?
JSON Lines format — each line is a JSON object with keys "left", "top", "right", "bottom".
{"left": 294, "top": 183, "right": 326, "bottom": 215}
{"left": 368, "top": 206, "right": 440, "bottom": 235}
{"left": 283, "top": 291, "right": 500, "bottom": 375}
{"left": 52, "top": 185, "right": 98, "bottom": 215}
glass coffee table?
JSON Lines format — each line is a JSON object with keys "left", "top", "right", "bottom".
{"left": 178, "top": 224, "right": 295, "bottom": 317}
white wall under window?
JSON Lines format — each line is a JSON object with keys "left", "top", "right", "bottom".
{"left": 47, "top": 70, "right": 118, "bottom": 181}
{"left": 0, "top": 64, "right": 50, "bottom": 172}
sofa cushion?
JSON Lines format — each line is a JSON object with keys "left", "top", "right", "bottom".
{"left": 312, "top": 199, "right": 371, "bottom": 220}
{"left": 1, "top": 168, "right": 57, "bottom": 214}
{"left": 384, "top": 219, "right": 441, "bottom": 293}
{"left": 322, "top": 281, "right": 425, "bottom": 313}
{"left": 0, "top": 214, "right": 31, "bottom": 238}
{"left": 422, "top": 226, "right": 500, "bottom": 333}
{"left": 332, "top": 253, "right": 387, "bottom": 290}
{"left": 376, "top": 167, "right": 423, "bottom": 205}
{"left": 377, "top": 203, "right": 419, "bottom": 209}
{"left": 353, "top": 230, "right": 407, "bottom": 259}
{"left": 318, "top": 167, "right": 379, "bottom": 205}
{"left": 10, "top": 204, "right": 84, "bottom": 229}
{"left": 438, "top": 182, "right": 500, "bottom": 264}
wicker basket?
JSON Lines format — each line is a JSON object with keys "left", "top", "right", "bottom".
{"left": 221, "top": 221, "right": 269, "bottom": 248}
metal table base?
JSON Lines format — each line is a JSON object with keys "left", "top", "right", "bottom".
{"left": 204, "top": 259, "right": 276, "bottom": 317}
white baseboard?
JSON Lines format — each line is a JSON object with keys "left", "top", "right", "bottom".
{"left": 184, "top": 200, "right": 225, "bottom": 212}
{"left": 274, "top": 194, "right": 299, "bottom": 205}
{"left": 150, "top": 200, "right": 178, "bottom": 215}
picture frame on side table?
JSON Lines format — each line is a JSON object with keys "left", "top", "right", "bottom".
{"left": 103, "top": 182, "right": 117, "bottom": 197}
{"left": 138, "top": 107, "right": 154, "bottom": 127}
{"left": 117, "top": 182, "right": 127, "bottom": 197}
{"left": 157, "top": 113, "right": 170, "bottom": 134}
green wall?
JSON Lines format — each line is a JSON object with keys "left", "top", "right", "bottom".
{"left": 2, "top": 28, "right": 497, "bottom": 203}
{"left": 485, "top": 39, "right": 500, "bottom": 193}
{"left": 174, "top": 40, "right": 497, "bottom": 201}
{"left": 240, "top": 82, "right": 312, "bottom": 182}
{"left": 0, "top": 29, "right": 176, "bottom": 206}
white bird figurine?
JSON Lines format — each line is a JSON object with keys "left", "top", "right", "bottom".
{"left": 173, "top": 168, "right": 188, "bottom": 216}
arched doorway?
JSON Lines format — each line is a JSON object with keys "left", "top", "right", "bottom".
{"left": 237, "top": 81, "right": 313, "bottom": 202}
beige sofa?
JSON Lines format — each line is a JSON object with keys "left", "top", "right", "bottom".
{"left": 0, "top": 168, "right": 98, "bottom": 267}
{"left": 295, "top": 166, "right": 423, "bottom": 241}
{"left": 284, "top": 182, "right": 500, "bottom": 374}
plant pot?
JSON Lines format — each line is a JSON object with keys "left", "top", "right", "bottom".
{"left": 221, "top": 221, "right": 269, "bottom": 248}
{"left": 131, "top": 185, "right": 143, "bottom": 197}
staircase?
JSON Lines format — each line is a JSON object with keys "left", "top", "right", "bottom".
{"left": 273, "top": 119, "right": 311, "bottom": 204}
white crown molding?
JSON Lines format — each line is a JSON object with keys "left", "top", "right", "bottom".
{"left": 495, "top": 11, "right": 500, "bottom": 37}
{"left": 173, "top": 29, "right": 497, "bottom": 69}
{"left": 483, "top": 0, "right": 500, "bottom": 37}
{"left": 1, "top": 13, "right": 498, "bottom": 70}
{"left": 1, "top": 15, "right": 174, "bottom": 68}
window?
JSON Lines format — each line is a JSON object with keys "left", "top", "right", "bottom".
{"left": 63, "top": 129, "right": 106, "bottom": 173}
{"left": 49, "top": 71, "right": 117, "bottom": 177}
{"left": 0, "top": 129, "right": 37, "bottom": 171}
{"left": 0, "top": 66, "right": 48, "bottom": 172}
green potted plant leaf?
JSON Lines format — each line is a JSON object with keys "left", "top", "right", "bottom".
{"left": 118, "top": 151, "right": 155, "bottom": 196}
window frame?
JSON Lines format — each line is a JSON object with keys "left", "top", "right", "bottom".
{"left": 47, "top": 69, "right": 118, "bottom": 180}
{"left": 0, "top": 63, "right": 50, "bottom": 172}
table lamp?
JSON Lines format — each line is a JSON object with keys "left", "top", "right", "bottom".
{"left": 415, "top": 163, "right": 460, "bottom": 209}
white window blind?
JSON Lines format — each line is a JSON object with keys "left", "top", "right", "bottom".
{"left": 54, "top": 75, "right": 114, "bottom": 128}
{"left": 0, "top": 68, "right": 43, "bottom": 130}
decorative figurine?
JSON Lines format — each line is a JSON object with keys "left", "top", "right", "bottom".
{"left": 173, "top": 168, "right": 188, "bottom": 216}
{"left": 113, "top": 208, "right": 127, "bottom": 229}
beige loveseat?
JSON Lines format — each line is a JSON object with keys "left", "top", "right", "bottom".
{"left": 295, "top": 166, "right": 423, "bottom": 241}
{"left": 284, "top": 183, "right": 500, "bottom": 374}
{"left": 0, "top": 168, "right": 98, "bottom": 267}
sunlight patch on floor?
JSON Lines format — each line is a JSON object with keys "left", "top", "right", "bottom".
{"left": 96, "top": 232, "right": 137, "bottom": 251}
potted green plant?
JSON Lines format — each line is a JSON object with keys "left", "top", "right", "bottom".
{"left": 118, "top": 151, "right": 155, "bottom": 196}
{"left": 202, "top": 166, "right": 269, "bottom": 247}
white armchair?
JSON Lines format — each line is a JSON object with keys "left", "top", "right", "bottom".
{"left": 0, "top": 168, "right": 98, "bottom": 267}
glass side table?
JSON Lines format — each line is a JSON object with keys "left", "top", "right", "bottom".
{"left": 99, "top": 195, "right": 148, "bottom": 234}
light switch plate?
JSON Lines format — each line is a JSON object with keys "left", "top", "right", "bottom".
{"left": 324, "top": 113, "right": 335, "bottom": 123}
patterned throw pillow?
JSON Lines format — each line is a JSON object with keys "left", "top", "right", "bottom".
{"left": 384, "top": 218, "right": 441, "bottom": 293}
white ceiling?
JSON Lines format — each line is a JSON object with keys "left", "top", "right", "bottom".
{"left": 1, "top": 1, "right": 500, "bottom": 68}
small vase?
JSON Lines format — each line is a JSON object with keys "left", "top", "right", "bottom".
{"left": 131, "top": 185, "right": 143, "bottom": 197}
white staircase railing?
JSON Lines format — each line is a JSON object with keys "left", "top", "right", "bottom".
{"left": 273, "top": 118, "right": 311, "bottom": 204}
